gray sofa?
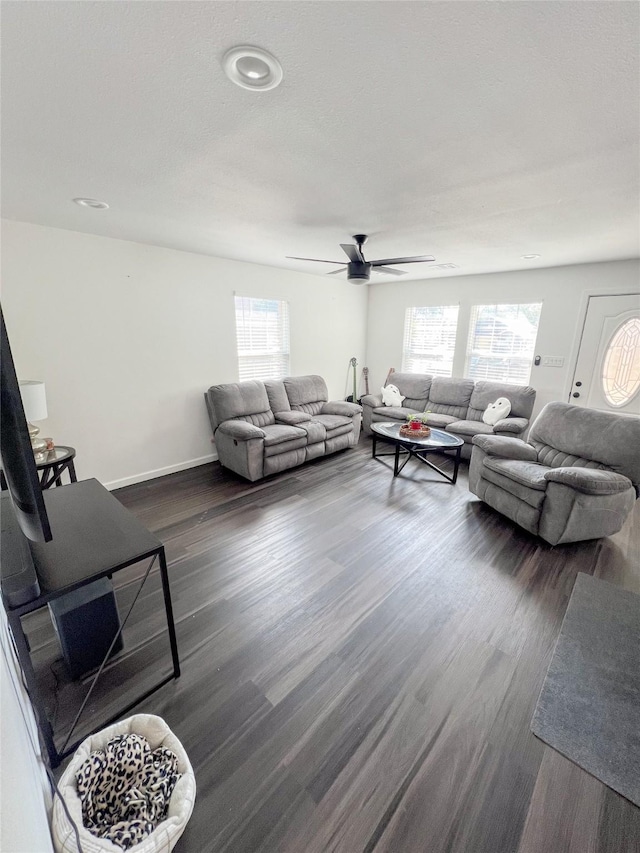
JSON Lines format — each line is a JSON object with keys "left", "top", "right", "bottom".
{"left": 205, "top": 375, "right": 362, "bottom": 481}
{"left": 362, "top": 373, "right": 536, "bottom": 459}
{"left": 469, "top": 402, "right": 640, "bottom": 545}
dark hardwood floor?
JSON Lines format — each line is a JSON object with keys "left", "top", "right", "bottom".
{"left": 30, "top": 437, "right": 640, "bottom": 852}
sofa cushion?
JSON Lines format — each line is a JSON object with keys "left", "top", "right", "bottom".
{"left": 372, "top": 405, "right": 422, "bottom": 419}
{"left": 301, "top": 421, "right": 327, "bottom": 444}
{"left": 481, "top": 465, "right": 548, "bottom": 510}
{"left": 544, "top": 467, "right": 633, "bottom": 496}
{"left": 274, "top": 411, "right": 312, "bottom": 426}
{"left": 207, "top": 380, "right": 275, "bottom": 429}
{"left": 473, "top": 434, "right": 538, "bottom": 461}
{"left": 264, "top": 379, "right": 291, "bottom": 414}
{"left": 429, "top": 377, "right": 474, "bottom": 407}
{"left": 284, "top": 375, "right": 328, "bottom": 410}
{"left": 385, "top": 373, "right": 432, "bottom": 410}
{"left": 483, "top": 457, "right": 552, "bottom": 490}
{"left": 467, "top": 381, "right": 536, "bottom": 421}
{"left": 447, "top": 419, "right": 495, "bottom": 439}
{"left": 261, "top": 423, "right": 307, "bottom": 447}
{"left": 493, "top": 417, "right": 529, "bottom": 435}
{"left": 322, "top": 401, "right": 362, "bottom": 417}
{"left": 424, "top": 413, "right": 458, "bottom": 428}
{"left": 312, "top": 414, "right": 353, "bottom": 437}
{"left": 217, "top": 421, "right": 265, "bottom": 441}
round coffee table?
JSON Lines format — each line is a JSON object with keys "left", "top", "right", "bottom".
{"left": 371, "top": 422, "right": 464, "bottom": 483}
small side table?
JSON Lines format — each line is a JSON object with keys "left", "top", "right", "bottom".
{"left": 1, "top": 445, "right": 77, "bottom": 491}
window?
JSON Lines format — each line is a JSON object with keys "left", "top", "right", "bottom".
{"left": 465, "top": 303, "right": 542, "bottom": 384}
{"left": 602, "top": 317, "right": 640, "bottom": 407}
{"left": 402, "top": 305, "right": 459, "bottom": 376}
{"left": 234, "top": 296, "right": 290, "bottom": 382}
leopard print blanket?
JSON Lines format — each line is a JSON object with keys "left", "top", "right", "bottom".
{"left": 76, "top": 733, "right": 182, "bottom": 850}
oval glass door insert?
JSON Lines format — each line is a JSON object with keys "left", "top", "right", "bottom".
{"left": 601, "top": 317, "right": 640, "bottom": 406}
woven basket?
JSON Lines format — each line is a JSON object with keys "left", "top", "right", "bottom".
{"left": 52, "top": 714, "right": 196, "bottom": 853}
{"left": 400, "top": 425, "right": 431, "bottom": 438}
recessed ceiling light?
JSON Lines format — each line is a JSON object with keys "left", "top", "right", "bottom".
{"left": 73, "top": 198, "right": 109, "bottom": 210}
{"left": 521, "top": 254, "right": 540, "bottom": 260}
{"left": 222, "top": 46, "right": 283, "bottom": 91}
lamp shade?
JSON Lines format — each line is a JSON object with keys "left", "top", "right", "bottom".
{"left": 19, "top": 380, "right": 48, "bottom": 422}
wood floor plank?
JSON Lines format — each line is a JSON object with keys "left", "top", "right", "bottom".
{"left": 518, "top": 747, "right": 607, "bottom": 853}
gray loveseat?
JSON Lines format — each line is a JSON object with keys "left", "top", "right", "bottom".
{"left": 362, "top": 373, "right": 536, "bottom": 459}
{"left": 205, "top": 375, "right": 362, "bottom": 481}
{"left": 469, "top": 401, "right": 640, "bottom": 545}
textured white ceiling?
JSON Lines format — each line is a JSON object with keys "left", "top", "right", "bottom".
{"left": 2, "top": 1, "right": 639, "bottom": 281}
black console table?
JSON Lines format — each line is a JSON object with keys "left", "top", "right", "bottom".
{"left": 1, "top": 478, "right": 180, "bottom": 767}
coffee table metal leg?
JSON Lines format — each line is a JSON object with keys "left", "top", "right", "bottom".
{"left": 452, "top": 446, "right": 462, "bottom": 484}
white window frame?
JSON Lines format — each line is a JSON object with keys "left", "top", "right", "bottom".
{"left": 464, "top": 303, "right": 543, "bottom": 385}
{"left": 234, "top": 296, "right": 290, "bottom": 382}
{"left": 401, "top": 305, "right": 460, "bottom": 377}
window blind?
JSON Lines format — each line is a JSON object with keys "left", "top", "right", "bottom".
{"left": 234, "top": 297, "right": 290, "bottom": 382}
{"left": 402, "top": 305, "right": 459, "bottom": 376}
{"left": 465, "top": 303, "right": 542, "bottom": 385}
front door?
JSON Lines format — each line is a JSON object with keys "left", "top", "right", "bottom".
{"left": 570, "top": 293, "right": 640, "bottom": 414}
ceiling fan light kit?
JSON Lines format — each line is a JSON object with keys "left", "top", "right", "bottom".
{"left": 287, "top": 234, "right": 435, "bottom": 283}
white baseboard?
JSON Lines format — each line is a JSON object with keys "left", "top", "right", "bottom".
{"left": 104, "top": 452, "right": 218, "bottom": 491}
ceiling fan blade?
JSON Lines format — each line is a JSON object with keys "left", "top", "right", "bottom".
{"left": 286, "top": 256, "right": 345, "bottom": 264}
{"left": 340, "top": 243, "right": 365, "bottom": 263}
{"left": 373, "top": 266, "right": 407, "bottom": 276}
{"left": 326, "top": 267, "right": 347, "bottom": 276}
{"left": 371, "top": 255, "right": 436, "bottom": 266}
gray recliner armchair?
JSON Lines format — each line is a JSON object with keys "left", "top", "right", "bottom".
{"left": 469, "top": 402, "right": 640, "bottom": 545}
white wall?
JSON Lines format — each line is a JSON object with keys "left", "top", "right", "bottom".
{"left": 366, "top": 259, "right": 640, "bottom": 417}
{"left": 0, "top": 605, "right": 54, "bottom": 853}
{"left": 1, "top": 220, "right": 368, "bottom": 488}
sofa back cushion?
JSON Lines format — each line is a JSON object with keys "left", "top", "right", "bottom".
{"left": 264, "top": 379, "right": 291, "bottom": 414}
{"left": 284, "top": 375, "right": 328, "bottom": 416}
{"left": 467, "top": 381, "right": 536, "bottom": 422}
{"left": 427, "top": 377, "right": 474, "bottom": 419}
{"left": 207, "top": 380, "right": 275, "bottom": 430}
{"left": 528, "top": 402, "right": 640, "bottom": 486}
{"left": 385, "top": 372, "right": 432, "bottom": 410}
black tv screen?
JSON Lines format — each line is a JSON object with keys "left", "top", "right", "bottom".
{"left": 0, "top": 305, "right": 52, "bottom": 542}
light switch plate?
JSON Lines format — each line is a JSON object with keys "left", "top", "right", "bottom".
{"left": 542, "top": 356, "right": 565, "bottom": 368}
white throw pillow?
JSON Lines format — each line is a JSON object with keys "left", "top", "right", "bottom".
{"left": 381, "top": 384, "right": 405, "bottom": 407}
{"left": 482, "top": 397, "right": 512, "bottom": 425}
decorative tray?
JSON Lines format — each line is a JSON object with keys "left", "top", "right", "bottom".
{"left": 399, "top": 425, "right": 431, "bottom": 438}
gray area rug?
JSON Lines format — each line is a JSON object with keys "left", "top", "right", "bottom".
{"left": 531, "top": 572, "right": 640, "bottom": 806}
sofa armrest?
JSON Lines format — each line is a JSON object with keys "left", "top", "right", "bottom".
{"left": 217, "top": 420, "right": 265, "bottom": 441}
{"left": 493, "top": 417, "right": 529, "bottom": 435}
{"left": 544, "top": 467, "right": 633, "bottom": 496}
{"left": 322, "top": 401, "right": 363, "bottom": 417}
{"left": 472, "top": 434, "right": 538, "bottom": 461}
{"left": 361, "top": 393, "right": 383, "bottom": 408}
{"left": 274, "top": 411, "right": 311, "bottom": 425}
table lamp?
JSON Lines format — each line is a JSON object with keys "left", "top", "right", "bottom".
{"left": 19, "top": 380, "right": 49, "bottom": 461}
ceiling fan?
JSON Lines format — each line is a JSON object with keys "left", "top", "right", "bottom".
{"left": 287, "top": 234, "right": 436, "bottom": 284}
